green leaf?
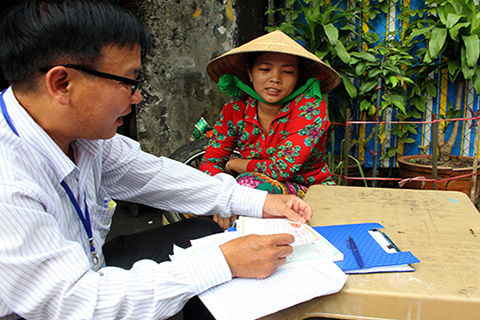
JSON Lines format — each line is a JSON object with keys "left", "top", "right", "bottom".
{"left": 473, "top": 67, "right": 480, "bottom": 94}
{"left": 445, "top": 13, "right": 462, "bottom": 29}
{"left": 334, "top": 41, "right": 351, "bottom": 64}
{"left": 323, "top": 23, "right": 339, "bottom": 46}
{"left": 426, "top": 82, "right": 437, "bottom": 97}
{"left": 461, "top": 45, "right": 476, "bottom": 80}
{"left": 387, "top": 148, "right": 400, "bottom": 157}
{"left": 386, "top": 94, "right": 407, "bottom": 113}
{"left": 390, "top": 76, "right": 399, "bottom": 88}
{"left": 315, "top": 50, "right": 328, "bottom": 59}
{"left": 393, "top": 101, "right": 407, "bottom": 114}
{"left": 351, "top": 51, "right": 377, "bottom": 63}
{"left": 449, "top": 22, "right": 470, "bottom": 42}
{"left": 360, "top": 99, "right": 372, "bottom": 112}
{"left": 408, "top": 126, "right": 418, "bottom": 135}
{"left": 448, "top": 59, "right": 461, "bottom": 75}
{"left": 339, "top": 73, "right": 357, "bottom": 99}
{"left": 428, "top": 27, "right": 448, "bottom": 58}
{"left": 402, "top": 77, "right": 415, "bottom": 85}
{"left": 471, "top": 11, "right": 480, "bottom": 34}
{"left": 413, "top": 98, "right": 426, "bottom": 112}
{"left": 355, "top": 62, "right": 367, "bottom": 76}
{"left": 423, "top": 52, "right": 433, "bottom": 64}
{"left": 411, "top": 110, "right": 422, "bottom": 118}
{"left": 406, "top": 26, "right": 433, "bottom": 43}
{"left": 463, "top": 34, "right": 480, "bottom": 68}
{"left": 402, "top": 138, "right": 417, "bottom": 144}
{"left": 438, "top": 2, "right": 456, "bottom": 25}
{"left": 368, "top": 68, "right": 383, "bottom": 79}
{"left": 359, "top": 81, "right": 377, "bottom": 95}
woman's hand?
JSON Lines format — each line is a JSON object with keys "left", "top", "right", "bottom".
{"left": 213, "top": 214, "right": 237, "bottom": 230}
{"left": 225, "top": 158, "right": 250, "bottom": 175}
{"left": 262, "top": 194, "right": 313, "bottom": 224}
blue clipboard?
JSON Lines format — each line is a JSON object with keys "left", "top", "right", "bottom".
{"left": 314, "top": 223, "right": 420, "bottom": 274}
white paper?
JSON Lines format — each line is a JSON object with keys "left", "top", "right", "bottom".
{"left": 199, "top": 262, "right": 347, "bottom": 320}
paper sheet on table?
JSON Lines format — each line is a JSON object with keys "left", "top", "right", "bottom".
{"left": 189, "top": 228, "right": 348, "bottom": 320}
{"left": 199, "top": 262, "right": 347, "bottom": 320}
{"left": 235, "top": 216, "right": 344, "bottom": 268}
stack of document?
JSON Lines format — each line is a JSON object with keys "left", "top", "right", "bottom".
{"left": 186, "top": 217, "right": 348, "bottom": 320}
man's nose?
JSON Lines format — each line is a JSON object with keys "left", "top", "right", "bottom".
{"left": 131, "top": 88, "right": 142, "bottom": 104}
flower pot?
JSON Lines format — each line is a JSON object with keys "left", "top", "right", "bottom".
{"left": 397, "top": 155, "right": 480, "bottom": 202}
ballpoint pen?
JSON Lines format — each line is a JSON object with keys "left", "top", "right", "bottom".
{"left": 347, "top": 236, "right": 365, "bottom": 269}
{"left": 103, "top": 197, "right": 109, "bottom": 208}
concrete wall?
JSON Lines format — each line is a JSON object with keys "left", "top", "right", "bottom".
{"left": 125, "top": 0, "right": 268, "bottom": 157}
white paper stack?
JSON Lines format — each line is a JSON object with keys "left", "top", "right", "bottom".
{"left": 186, "top": 217, "right": 348, "bottom": 320}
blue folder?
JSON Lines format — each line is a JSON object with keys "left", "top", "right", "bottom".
{"left": 313, "top": 223, "right": 420, "bottom": 274}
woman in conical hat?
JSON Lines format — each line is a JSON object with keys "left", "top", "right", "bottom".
{"left": 201, "top": 30, "right": 341, "bottom": 229}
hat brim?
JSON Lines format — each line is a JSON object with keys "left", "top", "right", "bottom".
{"left": 207, "top": 30, "right": 341, "bottom": 93}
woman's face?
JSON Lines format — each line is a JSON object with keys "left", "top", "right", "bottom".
{"left": 248, "top": 52, "right": 299, "bottom": 106}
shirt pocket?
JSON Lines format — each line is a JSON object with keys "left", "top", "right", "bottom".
{"left": 92, "top": 187, "right": 117, "bottom": 245}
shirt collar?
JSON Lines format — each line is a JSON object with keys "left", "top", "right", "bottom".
{"left": 3, "top": 87, "right": 101, "bottom": 182}
{"left": 244, "top": 95, "right": 296, "bottom": 124}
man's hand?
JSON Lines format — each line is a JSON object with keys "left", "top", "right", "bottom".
{"left": 262, "top": 194, "right": 313, "bottom": 224}
{"left": 220, "top": 233, "right": 294, "bottom": 278}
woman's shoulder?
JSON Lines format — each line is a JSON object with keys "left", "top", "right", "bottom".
{"left": 223, "top": 95, "right": 252, "bottom": 112}
{"left": 293, "top": 93, "right": 324, "bottom": 104}
{"left": 287, "top": 94, "right": 325, "bottom": 111}
{"left": 224, "top": 95, "right": 248, "bottom": 105}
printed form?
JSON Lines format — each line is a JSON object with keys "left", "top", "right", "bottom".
{"left": 236, "top": 216, "right": 344, "bottom": 268}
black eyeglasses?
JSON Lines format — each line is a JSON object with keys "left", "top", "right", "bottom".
{"left": 40, "top": 64, "right": 141, "bottom": 95}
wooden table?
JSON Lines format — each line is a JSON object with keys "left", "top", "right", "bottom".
{"left": 262, "top": 185, "right": 480, "bottom": 320}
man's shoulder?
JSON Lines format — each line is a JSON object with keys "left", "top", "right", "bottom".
{"left": 0, "top": 132, "right": 48, "bottom": 199}
{"left": 0, "top": 124, "right": 23, "bottom": 174}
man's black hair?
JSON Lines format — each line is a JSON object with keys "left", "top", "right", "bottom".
{"left": 0, "top": 0, "right": 151, "bottom": 89}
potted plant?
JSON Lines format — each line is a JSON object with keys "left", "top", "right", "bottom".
{"left": 397, "top": 0, "right": 480, "bottom": 199}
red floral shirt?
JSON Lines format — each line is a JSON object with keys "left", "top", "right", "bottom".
{"left": 200, "top": 94, "right": 332, "bottom": 186}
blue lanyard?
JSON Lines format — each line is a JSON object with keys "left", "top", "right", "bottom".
{"left": 0, "top": 90, "right": 19, "bottom": 136}
{"left": 1, "top": 90, "right": 99, "bottom": 265}
{"left": 60, "top": 181, "right": 99, "bottom": 265}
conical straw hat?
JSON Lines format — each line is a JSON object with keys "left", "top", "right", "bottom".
{"left": 207, "top": 30, "right": 341, "bottom": 93}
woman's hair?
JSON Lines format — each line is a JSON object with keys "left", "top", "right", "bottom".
{"left": 0, "top": 0, "right": 151, "bottom": 90}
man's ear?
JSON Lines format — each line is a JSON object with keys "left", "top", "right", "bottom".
{"left": 44, "top": 67, "right": 73, "bottom": 105}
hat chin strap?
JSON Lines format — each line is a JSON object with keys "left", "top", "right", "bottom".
{"left": 217, "top": 74, "right": 322, "bottom": 105}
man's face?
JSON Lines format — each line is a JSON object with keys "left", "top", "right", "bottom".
{"left": 71, "top": 44, "right": 142, "bottom": 141}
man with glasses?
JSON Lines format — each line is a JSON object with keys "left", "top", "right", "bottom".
{"left": 39, "top": 64, "right": 142, "bottom": 95}
{"left": 0, "top": 1, "right": 312, "bottom": 319}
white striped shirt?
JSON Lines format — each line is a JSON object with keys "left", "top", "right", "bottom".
{"left": 0, "top": 87, "right": 266, "bottom": 320}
